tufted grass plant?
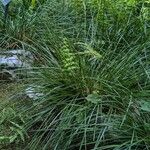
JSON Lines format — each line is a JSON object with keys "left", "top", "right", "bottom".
{"left": 23, "top": 36, "right": 150, "bottom": 150}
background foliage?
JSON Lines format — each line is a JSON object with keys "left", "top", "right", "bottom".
{"left": 0, "top": 0, "right": 150, "bottom": 149}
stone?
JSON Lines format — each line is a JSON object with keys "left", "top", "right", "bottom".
{"left": 25, "top": 85, "right": 44, "bottom": 100}
{"left": 0, "top": 49, "right": 33, "bottom": 81}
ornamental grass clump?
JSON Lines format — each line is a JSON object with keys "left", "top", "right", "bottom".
{"left": 23, "top": 38, "right": 150, "bottom": 149}
{"left": 60, "top": 38, "right": 79, "bottom": 74}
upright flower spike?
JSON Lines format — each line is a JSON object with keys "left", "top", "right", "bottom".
{"left": 60, "top": 38, "right": 78, "bottom": 74}
{"left": 31, "top": 0, "right": 36, "bottom": 9}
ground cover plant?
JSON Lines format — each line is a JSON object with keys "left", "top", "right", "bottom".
{"left": 0, "top": 0, "right": 150, "bottom": 149}
{"left": 0, "top": 83, "right": 29, "bottom": 150}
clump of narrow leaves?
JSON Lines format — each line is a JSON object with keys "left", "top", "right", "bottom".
{"left": 24, "top": 35, "right": 150, "bottom": 150}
